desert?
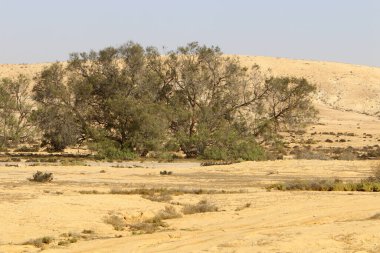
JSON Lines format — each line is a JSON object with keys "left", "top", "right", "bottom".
{"left": 1, "top": 55, "right": 380, "bottom": 253}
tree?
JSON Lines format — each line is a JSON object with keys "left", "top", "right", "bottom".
{"left": 31, "top": 41, "right": 317, "bottom": 160}
{"left": 67, "top": 42, "right": 169, "bottom": 155}
{"left": 33, "top": 63, "right": 84, "bottom": 151}
{"left": 0, "top": 75, "right": 34, "bottom": 147}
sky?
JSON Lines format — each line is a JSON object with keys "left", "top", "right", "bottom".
{"left": 0, "top": 0, "right": 379, "bottom": 66}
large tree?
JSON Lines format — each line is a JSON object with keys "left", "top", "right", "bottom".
{"left": 32, "top": 41, "right": 317, "bottom": 159}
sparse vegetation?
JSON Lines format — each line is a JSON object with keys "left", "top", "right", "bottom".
{"left": 267, "top": 175, "right": 380, "bottom": 192}
{"left": 183, "top": 199, "right": 219, "bottom": 214}
{"left": 128, "top": 206, "right": 181, "bottom": 234}
{"left": 142, "top": 193, "right": 173, "bottom": 202}
{"left": 104, "top": 215, "right": 126, "bottom": 231}
{"left": 159, "top": 170, "right": 173, "bottom": 175}
{"left": 23, "top": 236, "right": 54, "bottom": 248}
{"left": 28, "top": 171, "right": 53, "bottom": 183}
{"left": 235, "top": 202, "right": 251, "bottom": 211}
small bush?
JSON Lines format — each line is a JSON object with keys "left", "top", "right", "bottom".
{"left": 28, "top": 171, "right": 53, "bottom": 183}
{"left": 104, "top": 215, "right": 126, "bottom": 231}
{"left": 235, "top": 202, "right": 251, "bottom": 211}
{"left": 159, "top": 170, "right": 173, "bottom": 175}
{"left": 89, "top": 140, "right": 137, "bottom": 161}
{"left": 129, "top": 218, "right": 167, "bottom": 234}
{"left": 24, "top": 236, "right": 54, "bottom": 248}
{"left": 142, "top": 193, "right": 173, "bottom": 202}
{"left": 128, "top": 206, "right": 180, "bottom": 234}
{"left": 155, "top": 206, "right": 182, "bottom": 220}
{"left": 183, "top": 199, "right": 219, "bottom": 214}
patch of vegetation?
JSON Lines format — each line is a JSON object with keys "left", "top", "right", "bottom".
{"left": 235, "top": 202, "right": 251, "bottom": 211}
{"left": 201, "top": 161, "right": 234, "bottom": 166}
{"left": 182, "top": 199, "right": 219, "bottom": 214}
{"left": 23, "top": 236, "right": 54, "bottom": 248}
{"left": 294, "top": 150, "right": 330, "bottom": 160}
{"left": 60, "top": 159, "right": 87, "bottom": 166}
{"left": 128, "top": 217, "right": 167, "bottom": 234}
{"left": 267, "top": 178, "right": 380, "bottom": 192}
{"left": 142, "top": 193, "right": 173, "bottom": 202}
{"left": 159, "top": 170, "right": 173, "bottom": 175}
{"left": 14, "top": 146, "right": 39, "bottom": 152}
{"left": 28, "top": 171, "right": 53, "bottom": 183}
{"left": 104, "top": 215, "right": 126, "bottom": 231}
{"left": 128, "top": 206, "right": 181, "bottom": 234}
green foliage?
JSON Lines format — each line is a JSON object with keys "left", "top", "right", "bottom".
{"left": 88, "top": 140, "right": 137, "bottom": 160}
{"left": 0, "top": 75, "right": 34, "bottom": 147}
{"left": 29, "top": 42, "right": 317, "bottom": 160}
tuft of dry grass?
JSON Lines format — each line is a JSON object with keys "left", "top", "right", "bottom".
{"left": 235, "top": 202, "right": 251, "bottom": 211}
{"left": 127, "top": 206, "right": 182, "bottom": 234}
{"left": 142, "top": 193, "right": 173, "bottom": 202}
{"left": 183, "top": 199, "right": 219, "bottom": 214}
{"left": 155, "top": 206, "right": 182, "bottom": 220}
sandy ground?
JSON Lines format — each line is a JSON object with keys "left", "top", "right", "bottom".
{"left": 1, "top": 160, "right": 380, "bottom": 253}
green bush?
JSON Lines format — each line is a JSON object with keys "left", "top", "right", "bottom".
{"left": 89, "top": 140, "right": 137, "bottom": 161}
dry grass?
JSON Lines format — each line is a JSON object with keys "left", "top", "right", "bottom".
{"left": 183, "top": 199, "right": 219, "bottom": 214}
{"left": 155, "top": 206, "right": 182, "bottom": 220}
{"left": 78, "top": 187, "right": 245, "bottom": 196}
{"left": 235, "top": 202, "right": 251, "bottom": 211}
{"left": 142, "top": 193, "right": 173, "bottom": 202}
{"left": 267, "top": 179, "right": 380, "bottom": 192}
{"left": 128, "top": 206, "right": 181, "bottom": 234}
{"left": 23, "top": 236, "right": 54, "bottom": 248}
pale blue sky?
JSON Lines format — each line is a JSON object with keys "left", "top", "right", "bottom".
{"left": 0, "top": 0, "right": 379, "bottom": 66}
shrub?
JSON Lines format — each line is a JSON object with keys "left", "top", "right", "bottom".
{"left": 183, "top": 199, "right": 219, "bottom": 214}
{"left": 143, "top": 193, "right": 173, "bottom": 203}
{"left": 24, "top": 236, "right": 54, "bottom": 248}
{"left": 155, "top": 206, "right": 182, "bottom": 220}
{"left": 159, "top": 170, "right": 173, "bottom": 175}
{"left": 104, "top": 215, "right": 126, "bottom": 231}
{"left": 89, "top": 140, "right": 137, "bottom": 161}
{"left": 28, "top": 171, "right": 53, "bottom": 183}
{"left": 267, "top": 178, "right": 380, "bottom": 192}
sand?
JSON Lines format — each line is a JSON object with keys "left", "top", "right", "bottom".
{"left": 0, "top": 160, "right": 380, "bottom": 253}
